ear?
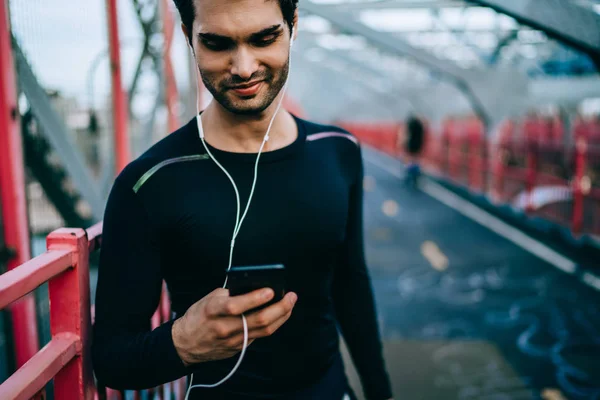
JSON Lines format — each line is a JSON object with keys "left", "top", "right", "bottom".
{"left": 181, "top": 23, "right": 192, "bottom": 49}
{"left": 292, "top": 10, "right": 299, "bottom": 41}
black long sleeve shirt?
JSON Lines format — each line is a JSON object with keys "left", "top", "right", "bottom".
{"left": 91, "top": 114, "right": 392, "bottom": 400}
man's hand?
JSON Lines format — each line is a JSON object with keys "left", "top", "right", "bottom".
{"left": 172, "top": 287, "right": 297, "bottom": 366}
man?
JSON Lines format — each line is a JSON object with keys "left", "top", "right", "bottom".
{"left": 91, "top": 0, "right": 393, "bottom": 399}
{"left": 399, "top": 115, "right": 424, "bottom": 187}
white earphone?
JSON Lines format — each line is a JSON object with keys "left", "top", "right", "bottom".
{"left": 184, "top": 26, "right": 295, "bottom": 399}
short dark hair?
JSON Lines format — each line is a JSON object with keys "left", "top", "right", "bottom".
{"left": 173, "top": 0, "right": 298, "bottom": 40}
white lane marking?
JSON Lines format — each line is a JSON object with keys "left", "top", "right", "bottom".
{"left": 371, "top": 227, "right": 392, "bottom": 241}
{"left": 363, "top": 175, "right": 376, "bottom": 192}
{"left": 421, "top": 180, "right": 577, "bottom": 274}
{"left": 541, "top": 388, "right": 568, "bottom": 400}
{"left": 362, "top": 148, "right": 600, "bottom": 293}
{"left": 421, "top": 241, "right": 449, "bottom": 271}
{"left": 363, "top": 152, "right": 405, "bottom": 177}
{"left": 582, "top": 272, "right": 600, "bottom": 291}
{"left": 382, "top": 200, "right": 399, "bottom": 217}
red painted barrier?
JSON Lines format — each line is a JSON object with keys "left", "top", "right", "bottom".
{"left": 0, "top": 227, "right": 94, "bottom": 399}
{"left": 161, "top": 0, "right": 180, "bottom": 134}
{"left": 106, "top": 0, "right": 131, "bottom": 174}
{"left": 340, "top": 114, "right": 600, "bottom": 243}
{"left": 467, "top": 117, "right": 486, "bottom": 192}
{"left": 0, "top": 0, "right": 40, "bottom": 368}
{"left": 573, "top": 135, "right": 586, "bottom": 235}
{"left": 0, "top": 223, "right": 186, "bottom": 399}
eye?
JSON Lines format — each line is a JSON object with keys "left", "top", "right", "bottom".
{"left": 202, "top": 39, "right": 232, "bottom": 51}
{"left": 253, "top": 35, "right": 279, "bottom": 47}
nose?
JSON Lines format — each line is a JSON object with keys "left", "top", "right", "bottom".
{"left": 230, "top": 46, "right": 258, "bottom": 81}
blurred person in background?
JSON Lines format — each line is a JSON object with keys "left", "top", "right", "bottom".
{"left": 91, "top": 0, "right": 393, "bottom": 399}
{"left": 398, "top": 114, "right": 425, "bottom": 187}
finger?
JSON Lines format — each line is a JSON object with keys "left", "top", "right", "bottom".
{"left": 249, "top": 308, "right": 293, "bottom": 339}
{"left": 208, "top": 288, "right": 274, "bottom": 317}
{"left": 210, "top": 315, "right": 245, "bottom": 339}
{"left": 216, "top": 313, "right": 255, "bottom": 338}
{"left": 201, "top": 288, "right": 229, "bottom": 313}
{"left": 210, "top": 288, "right": 230, "bottom": 297}
{"left": 246, "top": 292, "right": 297, "bottom": 331}
{"left": 224, "top": 335, "right": 256, "bottom": 351}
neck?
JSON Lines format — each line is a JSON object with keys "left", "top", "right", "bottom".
{"left": 201, "top": 92, "right": 295, "bottom": 153}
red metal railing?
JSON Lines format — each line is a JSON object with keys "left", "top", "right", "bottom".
{"left": 1, "top": 1, "right": 190, "bottom": 397}
{"left": 106, "top": 0, "right": 131, "bottom": 174}
{"left": 0, "top": 0, "right": 39, "bottom": 367}
{"left": 341, "top": 115, "right": 600, "bottom": 243}
{"left": 161, "top": 0, "right": 180, "bottom": 135}
{"left": 0, "top": 227, "right": 95, "bottom": 399}
{"left": 0, "top": 223, "right": 186, "bottom": 400}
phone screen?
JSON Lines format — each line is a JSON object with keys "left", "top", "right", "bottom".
{"left": 226, "top": 264, "right": 286, "bottom": 311}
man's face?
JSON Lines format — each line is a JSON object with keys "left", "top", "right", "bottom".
{"left": 189, "top": 0, "right": 293, "bottom": 115}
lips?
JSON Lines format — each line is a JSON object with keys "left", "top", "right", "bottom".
{"left": 230, "top": 81, "right": 263, "bottom": 96}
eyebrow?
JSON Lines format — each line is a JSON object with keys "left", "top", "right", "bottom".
{"left": 197, "top": 24, "right": 283, "bottom": 42}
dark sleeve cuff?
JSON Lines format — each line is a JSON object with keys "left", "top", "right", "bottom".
{"left": 366, "top": 386, "right": 393, "bottom": 400}
{"left": 363, "top": 367, "right": 393, "bottom": 400}
{"left": 156, "top": 318, "right": 190, "bottom": 378}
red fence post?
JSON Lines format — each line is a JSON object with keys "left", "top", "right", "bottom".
{"left": 161, "top": 0, "right": 180, "bottom": 134}
{"left": 440, "top": 120, "right": 450, "bottom": 177}
{"left": 495, "top": 120, "right": 514, "bottom": 203}
{"left": 490, "top": 138, "right": 497, "bottom": 198}
{"left": 46, "top": 229, "right": 94, "bottom": 400}
{"left": 524, "top": 119, "right": 538, "bottom": 214}
{"left": 447, "top": 120, "right": 457, "bottom": 180}
{"left": 106, "top": 0, "right": 131, "bottom": 174}
{"left": 572, "top": 136, "right": 587, "bottom": 235}
{"left": 468, "top": 118, "right": 485, "bottom": 192}
{"left": 451, "top": 120, "right": 465, "bottom": 184}
{"left": 525, "top": 147, "right": 537, "bottom": 213}
{"left": 0, "top": 0, "right": 40, "bottom": 367}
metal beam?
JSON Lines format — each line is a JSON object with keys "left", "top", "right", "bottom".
{"left": 290, "top": 48, "right": 405, "bottom": 121}
{"left": 466, "top": 0, "right": 600, "bottom": 68}
{"left": 106, "top": 0, "right": 131, "bottom": 175}
{"left": 528, "top": 76, "right": 600, "bottom": 105}
{"left": 489, "top": 30, "right": 518, "bottom": 65}
{"left": 305, "top": 54, "right": 475, "bottom": 120}
{"left": 0, "top": 0, "right": 39, "bottom": 368}
{"left": 295, "top": 37, "right": 418, "bottom": 96}
{"left": 306, "top": 48, "right": 432, "bottom": 115}
{"left": 301, "top": 1, "right": 469, "bottom": 83}
{"left": 299, "top": 1, "right": 528, "bottom": 128}
{"left": 298, "top": 34, "right": 408, "bottom": 85}
{"left": 295, "top": 38, "right": 600, "bottom": 121}
{"left": 13, "top": 40, "right": 105, "bottom": 221}
{"left": 331, "top": 0, "right": 466, "bottom": 11}
{"left": 296, "top": 33, "right": 509, "bottom": 121}
{"left": 128, "top": 0, "right": 161, "bottom": 115}
{"left": 291, "top": 41, "right": 471, "bottom": 122}
{"left": 429, "top": 9, "right": 489, "bottom": 64}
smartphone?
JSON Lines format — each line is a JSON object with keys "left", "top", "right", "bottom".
{"left": 226, "top": 264, "right": 286, "bottom": 312}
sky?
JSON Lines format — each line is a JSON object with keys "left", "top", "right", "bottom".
{"left": 8, "top": 0, "right": 518, "bottom": 108}
{"left": 9, "top": 0, "right": 193, "bottom": 112}
{"left": 8, "top": 0, "right": 600, "bottom": 119}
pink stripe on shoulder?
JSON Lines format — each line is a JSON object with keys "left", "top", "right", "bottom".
{"left": 306, "top": 131, "right": 359, "bottom": 145}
